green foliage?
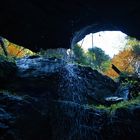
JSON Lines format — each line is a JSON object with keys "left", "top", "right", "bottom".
{"left": 125, "top": 37, "right": 140, "bottom": 74}
{"left": 119, "top": 71, "right": 132, "bottom": 80}
{"left": 0, "top": 54, "right": 15, "bottom": 63}
{"left": 0, "top": 37, "right": 8, "bottom": 56}
{"left": 87, "top": 95, "right": 140, "bottom": 113}
{"left": 38, "top": 49, "right": 47, "bottom": 56}
{"left": 72, "top": 44, "right": 87, "bottom": 65}
{"left": 100, "top": 60, "right": 111, "bottom": 72}
{"left": 87, "top": 47, "right": 110, "bottom": 71}
{"left": 38, "top": 48, "right": 68, "bottom": 60}
{"left": 132, "top": 45, "right": 140, "bottom": 56}
{"left": 72, "top": 44, "right": 111, "bottom": 72}
{"left": 125, "top": 36, "right": 140, "bottom": 48}
{"left": 120, "top": 74, "right": 140, "bottom": 98}
{"left": 41, "top": 52, "right": 63, "bottom": 59}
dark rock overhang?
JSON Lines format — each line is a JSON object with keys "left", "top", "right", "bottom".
{"left": 0, "top": 0, "right": 140, "bottom": 51}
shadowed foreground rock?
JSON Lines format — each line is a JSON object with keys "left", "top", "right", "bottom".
{"left": 0, "top": 56, "right": 140, "bottom": 140}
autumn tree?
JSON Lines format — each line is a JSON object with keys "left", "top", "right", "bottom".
{"left": 105, "top": 37, "right": 140, "bottom": 78}
{"left": 0, "top": 38, "right": 34, "bottom": 58}
{"left": 105, "top": 48, "right": 134, "bottom": 78}
{"left": 124, "top": 36, "right": 140, "bottom": 75}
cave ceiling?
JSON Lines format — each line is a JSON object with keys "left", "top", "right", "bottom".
{"left": 0, "top": 0, "right": 140, "bottom": 51}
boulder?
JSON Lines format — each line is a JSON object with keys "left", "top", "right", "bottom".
{"left": 105, "top": 96, "right": 124, "bottom": 105}
{"left": 0, "top": 57, "right": 118, "bottom": 105}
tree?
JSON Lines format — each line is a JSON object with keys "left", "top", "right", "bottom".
{"left": 125, "top": 36, "right": 140, "bottom": 75}
{"left": 87, "top": 47, "right": 110, "bottom": 71}
{"left": 72, "top": 44, "right": 87, "bottom": 65}
{"left": 105, "top": 37, "right": 140, "bottom": 78}
{"left": 0, "top": 38, "right": 34, "bottom": 58}
{"left": 0, "top": 37, "right": 8, "bottom": 56}
{"left": 104, "top": 48, "right": 134, "bottom": 78}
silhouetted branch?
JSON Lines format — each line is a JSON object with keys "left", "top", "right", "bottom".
{"left": 0, "top": 37, "right": 8, "bottom": 56}
{"left": 112, "top": 64, "right": 121, "bottom": 75}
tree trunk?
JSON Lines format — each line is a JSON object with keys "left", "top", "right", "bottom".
{"left": 0, "top": 37, "right": 8, "bottom": 56}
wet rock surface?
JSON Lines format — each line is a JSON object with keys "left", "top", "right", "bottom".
{"left": 0, "top": 57, "right": 140, "bottom": 140}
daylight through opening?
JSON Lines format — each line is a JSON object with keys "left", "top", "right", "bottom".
{"left": 72, "top": 31, "right": 140, "bottom": 79}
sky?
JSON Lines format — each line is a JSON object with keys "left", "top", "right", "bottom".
{"left": 77, "top": 31, "right": 127, "bottom": 58}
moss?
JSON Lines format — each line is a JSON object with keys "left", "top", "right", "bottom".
{"left": 38, "top": 48, "right": 67, "bottom": 59}
{"left": 0, "top": 89, "right": 17, "bottom": 95}
{"left": 110, "top": 96, "right": 140, "bottom": 108}
{"left": 87, "top": 95, "right": 140, "bottom": 113}
{"left": 0, "top": 54, "right": 15, "bottom": 63}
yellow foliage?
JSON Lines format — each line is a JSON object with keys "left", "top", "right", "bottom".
{"left": 7, "top": 43, "right": 29, "bottom": 58}
{"left": 0, "top": 38, "right": 34, "bottom": 58}
{"left": 105, "top": 48, "right": 135, "bottom": 78}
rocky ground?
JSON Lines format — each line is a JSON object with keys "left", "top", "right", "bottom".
{"left": 0, "top": 56, "right": 140, "bottom": 140}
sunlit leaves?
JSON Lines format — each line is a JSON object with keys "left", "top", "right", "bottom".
{"left": 73, "top": 45, "right": 110, "bottom": 72}
{"left": 87, "top": 47, "right": 110, "bottom": 71}
{"left": 73, "top": 44, "right": 87, "bottom": 65}
{"left": 0, "top": 38, "right": 34, "bottom": 58}
{"left": 105, "top": 38, "right": 140, "bottom": 78}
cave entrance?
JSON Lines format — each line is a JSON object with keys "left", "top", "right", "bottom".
{"left": 72, "top": 31, "right": 140, "bottom": 79}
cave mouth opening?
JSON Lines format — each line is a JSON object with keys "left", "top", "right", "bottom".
{"left": 71, "top": 30, "right": 140, "bottom": 79}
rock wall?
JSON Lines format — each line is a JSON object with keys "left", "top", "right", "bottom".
{"left": 0, "top": 0, "right": 140, "bottom": 51}
{"left": 0, "top": 56, "right": 140, "bottom": 140}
